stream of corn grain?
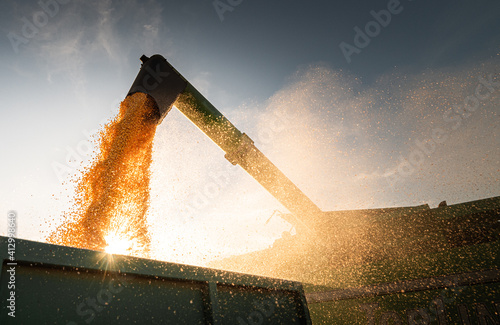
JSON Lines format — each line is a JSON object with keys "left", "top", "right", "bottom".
{"left": 47, "top": 93, "right": 158, "bottom": 257}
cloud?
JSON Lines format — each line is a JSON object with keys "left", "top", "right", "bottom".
{"left": 10, "top": 0, "right": 167, "bottom": 105}
{"left": 234, "top": 58, "right": 500, "bottom": 210}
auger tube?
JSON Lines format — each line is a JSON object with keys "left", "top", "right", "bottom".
{"left": 127, "top": 54, "right": 322, "bottom": 231}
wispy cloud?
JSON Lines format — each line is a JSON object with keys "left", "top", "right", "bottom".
{"left": 230, "top": 58, "right": 500, "bottom": 209}
{"left": 10, "top": 0, "right": 167, "bottom": 106}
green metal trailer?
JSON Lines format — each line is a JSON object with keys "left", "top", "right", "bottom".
{"left": 5, "top": 54, "right": 497, "bottom": 324}
{"left": 306, "top": 241, "right": 500, "bottom": 324}
{"left": 207, "top": 196, "right": 500, "bottom": 324}
{"left": 303, "top": 196, "right": 500, "bottom": 324}
{"left": 0, "top": 237, "right": 311, "bottom": 324}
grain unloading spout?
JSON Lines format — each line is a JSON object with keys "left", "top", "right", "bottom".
{"left": 128, "top": 54, "right": 187, "bottom": 124}
{"left": 127, "top": 54, "right": 323, "bottom": 232}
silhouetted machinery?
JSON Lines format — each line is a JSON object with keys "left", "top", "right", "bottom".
{"left": 128, "top": 54, "right": 323, "bottom": 234}
{"left": 128, "top": 55, "right": 500, "bottom": 324}
{"left": 0, "top": 54, "right": 317, "bottom": 325}
{"left": 1, "top": 55, "right": 497, "bottom": 324}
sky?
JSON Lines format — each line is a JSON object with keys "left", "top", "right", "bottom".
{"left": 0, "top": 0, "right": 499, "bottom": 265}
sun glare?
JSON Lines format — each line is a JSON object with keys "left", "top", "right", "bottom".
{"left": 104, "top": 234, "right": 132, "bottom": 255}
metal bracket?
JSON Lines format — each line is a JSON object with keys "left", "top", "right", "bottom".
{"left": 224, "top": 133, "right": 255, "bottom": 166}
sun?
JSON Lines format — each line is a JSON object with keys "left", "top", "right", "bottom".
{"left": 104, "top": 234, "right": 133, "bottom": 255}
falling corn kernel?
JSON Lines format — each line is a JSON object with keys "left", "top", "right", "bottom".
{"left": 47, "top": 93, "right": 159, "bottom": 257}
